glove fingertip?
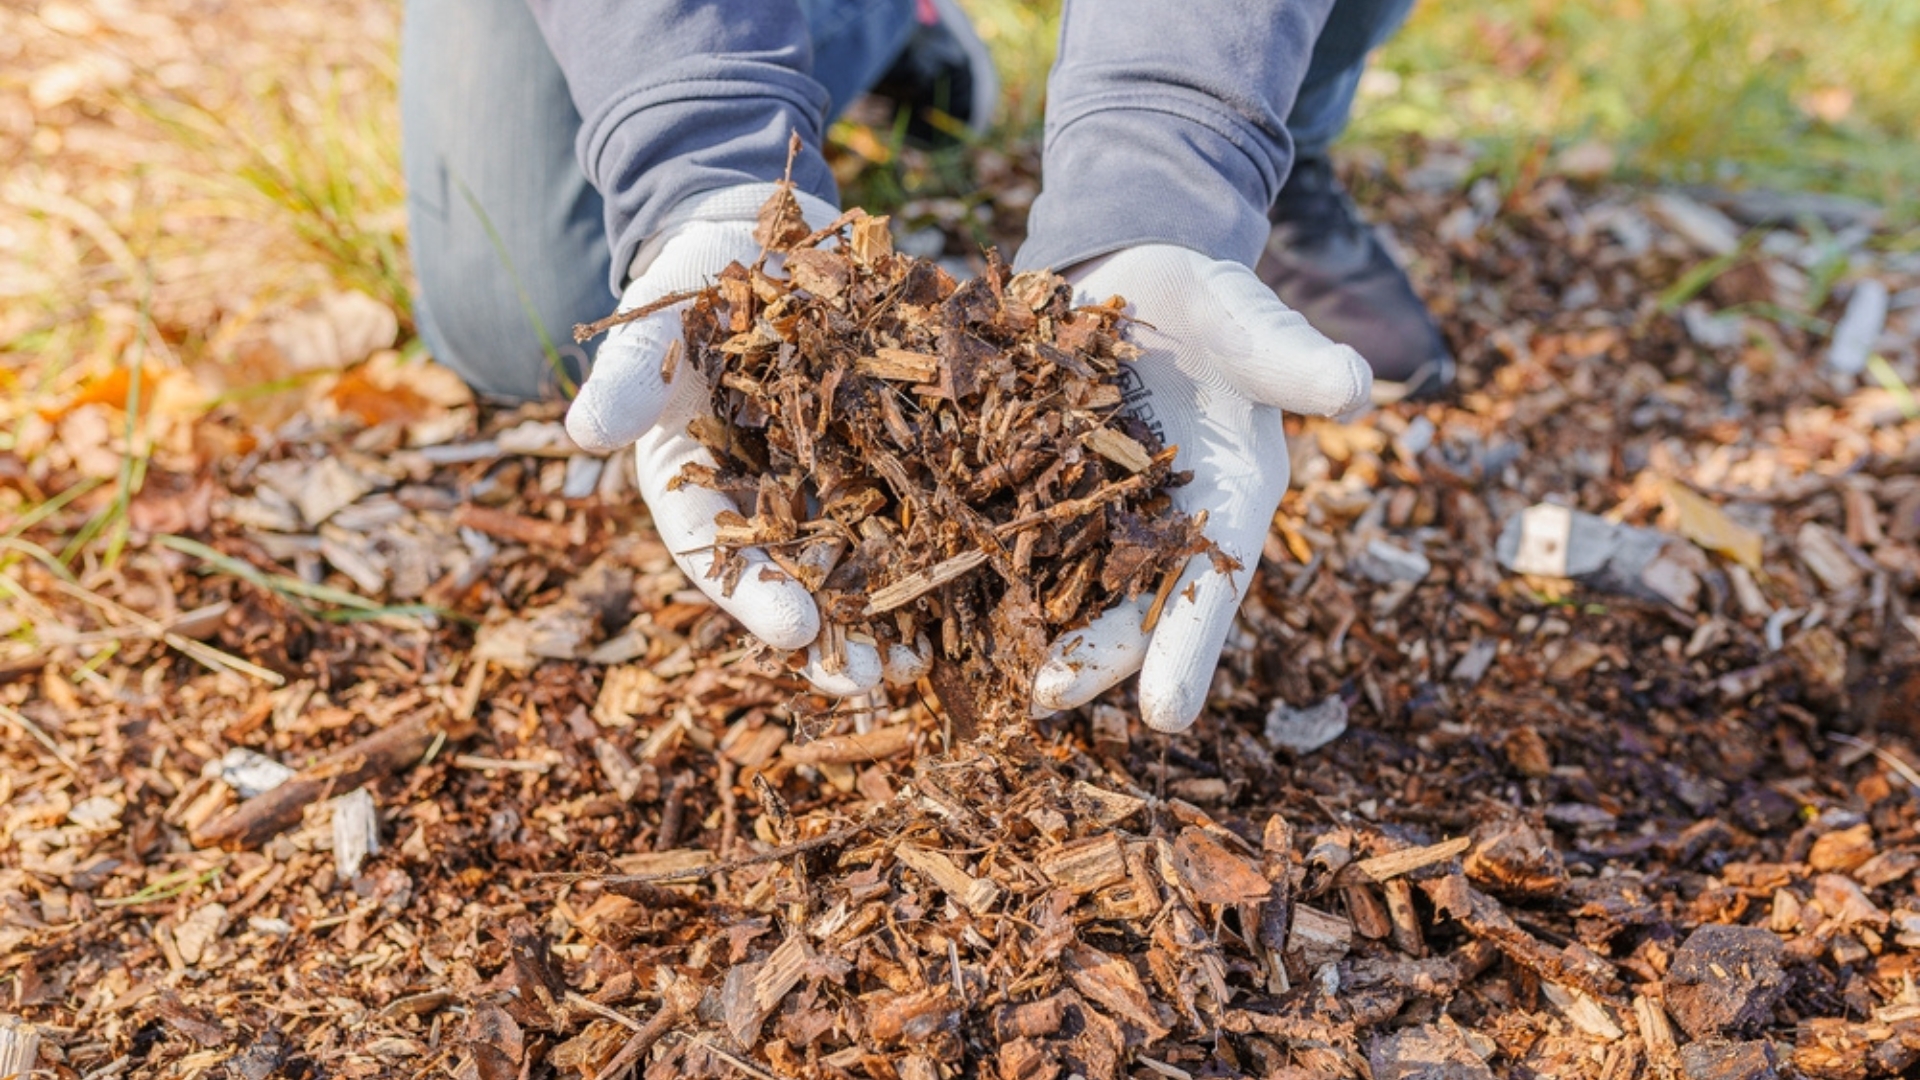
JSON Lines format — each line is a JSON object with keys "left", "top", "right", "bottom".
{"left": 1317, "top": 342, "right": 1375, "bottom": 417}
{"left": 1030, "top": 656, "right": 1090, "bottom": 712}
{"left": 802, "top": 664, "right": 883, "bottom": 697}
{"left": 563, "top": 395, "right": 621, "bottom": 454}
{"left": 1139, "top": 679, "right": 1203, "bottom": 734}
{"left": 742, "top": 598, "right": 820, "bottom": 653}
{"left": 803, "top": 635, "right": 887, "bottom": 696}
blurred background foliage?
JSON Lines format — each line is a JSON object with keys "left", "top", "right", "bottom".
{"left": 953, "top": 0, "right": 1918, "bottom": 219}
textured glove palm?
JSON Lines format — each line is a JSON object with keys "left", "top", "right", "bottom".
{"left": 1030, "top": 245, "right": 1373, "bottom": 732}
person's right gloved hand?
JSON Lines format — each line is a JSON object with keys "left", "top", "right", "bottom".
{"left": 565, "top": 184, "right": 928, "bottom": 696}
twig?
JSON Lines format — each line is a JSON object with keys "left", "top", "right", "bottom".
{"left": 564, "top": 992, "right": 646, "bottom": 1033}
{"left": 715, "top": 757, "right": 740, "bottom": 893}
{"left": 589, "top": 991, "right": 694, "bottom": 1080}
{"left": 990, "top": 455, "right": 1172, "bottom": 539}
{"left": 543, "top": 809, "right": 900, "bottom": 887}
{"left": 192, "top": 711, "right": 467, "bottom": 850}
{"left": 450, "top": 754, "right": 550, "bottom": 774}
{"left": 0, "top": 701, "right": 80, "bottom": 774}
{"left": 656, "top": 775, "right": 689, "bottom": 852}
{"left": 51, "top": 578, "right": 283, "bottom": 686}
{"left": 572, "top": 289, "right": 705, "bottom": 344}
{"left": 863, "top": 550, "right": 989, "bottom": 615}
{"left": 675, "top": 1032, "right": 784, "bottom": 1080}
{"left": 1830, "top": 732, "right": 1920, "bottom": 791}
{"left": 1456, "top": 886, "right": 1618, "bottom": 998}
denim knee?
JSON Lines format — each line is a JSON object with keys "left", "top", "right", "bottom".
{"left": 400, "top": 0, "right": 608, "bottom": 402}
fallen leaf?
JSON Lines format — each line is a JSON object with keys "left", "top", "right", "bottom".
{"left": 1663, "top": 481, "right": 1762, "bottom": 568}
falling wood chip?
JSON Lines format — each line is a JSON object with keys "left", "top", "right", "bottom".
{"left": 1037, "top": 833, "right": 1130, "bottom": 895}
{"left": 855, "top": 348, "right": 940, "bottom": 382}
{"left": 1356, "top": 836, "right": 1473, "bottom": 882}
{"left": 0, "top": 1016, "right": 38, "bottom": 1080}
{"left": 332, "top": 788, "right": 379, "bottom": 879}
{"left": 751, "top": 934, "right": 815, "bottom": 1015}
{"left": 863, "top": 550, "right": 991, "bottom": 615}
{"left": 894, "top": 844, "right": 1001, "bottom": 916}
{"left": 782, "top": 724, "right": 914, "bottom": 765}
{"left": 1544, "top": 982, "right": 1625, "bottom": 1040}
{"left": 1081, "top": 426, "right": 1154, "bottom": 473}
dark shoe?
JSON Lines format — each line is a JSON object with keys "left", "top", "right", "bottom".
{"left": 1257, "top": 153, "right": 1454, "bottom": 402}
{"left": 869, "top": 0, "right": 997, "bottom": 145}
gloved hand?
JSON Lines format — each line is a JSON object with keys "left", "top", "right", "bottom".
{"left": 1029, "top": 245, "right": 1372, "bottom": 732}
{"left": 566, "top": 184, "right": 927, "bottom": 694}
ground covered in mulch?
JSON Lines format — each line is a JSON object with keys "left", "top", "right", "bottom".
{"left": 7, "top": 118, "right": 1920, "bottom": 1080}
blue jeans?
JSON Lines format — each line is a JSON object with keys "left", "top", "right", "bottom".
{"left": 400, "top": 0, "right": 1413, "bottom": 401}
{"left": 1290, "top": 0, "right": 1417, "bottom": 157}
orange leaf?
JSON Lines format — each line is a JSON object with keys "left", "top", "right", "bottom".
{"left": 39, "top": 364, "right": 161, "bottom": 421}
{"left": 328, "top": 364, "right": 434, "bottom": 428}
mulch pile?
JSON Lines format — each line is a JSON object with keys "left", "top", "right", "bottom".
{"left": 576, "top": 173, "right": 1210, "bottom": 730}
{"left": 5, "top": 148, "right": 1920, "bottom": 1080}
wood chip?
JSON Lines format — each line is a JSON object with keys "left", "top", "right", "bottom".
{"left": 894, "top": 844, "right": 1000, "bottom": 916}
{"left": 1356, "top": 836, "right": 1473, "bottom": 882}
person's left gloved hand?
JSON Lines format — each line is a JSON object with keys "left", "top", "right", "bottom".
{"left": 1029, "top": 244, "right": 1372, "bottom": 732}
{"left": 566, "top": 183, "right": 928, "bottom": 696}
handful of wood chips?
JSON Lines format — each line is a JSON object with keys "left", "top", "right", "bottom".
{"left": 583, "top": 176, "right": 1216, "bottom": 727}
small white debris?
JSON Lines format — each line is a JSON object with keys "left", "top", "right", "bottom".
{"left": 216, "top": 748, "right": 296, "bottom": 798}
{"left": 66, "top": 795, "right": 122, "bottom": 832}
{"left": 1763, "top": 607, "right": 1801, "bottom": 653}
{"left": 1681, "top": 303, "right": 1745, "bottom": 350}
{"left": 1353, "top": 538, "right": 1431, "bottom": 584}
{"left": 419, "top": 439, "right": 502, "bottom": 465}
{"left": 1264, "top": 695, "right": 1350, "bottom": 755}
{"left": 1595, "top": 204, "right": 1653, "bottom": 256}
{"left": 174, "top": 902, "right": 227, "bottom": 966}
{"left": 1828, "top": 279, "right": 1889, "bottom": 375}
{"left": 1647, "top": 192, "right": 1742, "bottom": 256}
{"left": 1504, "top": 504, "right": 1575, "bottom": 578}
{"left": 248, "top": 916, "right": 295, "bottom": 937}
{"left": 1497, "top": 503, "right": 1699, "bottom": 608}
{"left": 1450, "top": 639, "right": 1500, "bottom": 685}
{"left": 496, "top": 419, "right": 575, "bottom": 456}
{"left": 0, "top": 1014, "right": 41, "bottom": 1080}
{"left": 1543, "top": 982, "right": 1625, "bottom": 1040}
{"left": 563, "top": 454, "right": 606, "bottom": 499}
{"left": 332, "top": 788, "right": 380, "bottom": 880}
{"left": 1396, "top": 415, "right": 1436, "bottom": 457}
{"left": 1543, "top": 803, "right": 1618, "bottom": 833}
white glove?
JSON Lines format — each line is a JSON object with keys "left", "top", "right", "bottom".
{"left": 566, "top": 184, "right": 925, "bottom": 692}
{"left": 1029, "top": 245, "right": 1372, "bottom": 732}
